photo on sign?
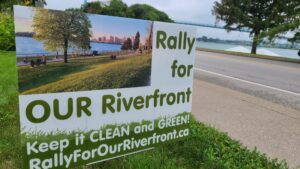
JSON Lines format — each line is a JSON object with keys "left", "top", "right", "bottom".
{"left": 15, "top": 6, "right": 153, "bottom": 95}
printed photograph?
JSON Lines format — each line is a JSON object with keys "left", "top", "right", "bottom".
{"left": 15, "top": 6, "right": 153, "bottom": 94}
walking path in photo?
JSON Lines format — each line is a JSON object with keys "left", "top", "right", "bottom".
{"left": 193, "top": 51, "right": 300, "bottom": 168}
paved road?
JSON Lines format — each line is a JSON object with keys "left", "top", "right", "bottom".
{"left": 195, "top": 51, "right": 300, "bottom": 93}
{"left": 194, "top": 51, "right": 300, "bottom": 111}
{"left": 192, "top": 51, "right": 300, "bottom": 168}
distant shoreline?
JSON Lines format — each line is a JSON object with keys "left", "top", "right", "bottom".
{"left": 197, "top": 48, "right": 300, "bottom": 64}
{"left": 197, "top": 40, "right": 299, "bottom": 50}
{"left": 16, "top": 34, "right": 123, "bottom": 45}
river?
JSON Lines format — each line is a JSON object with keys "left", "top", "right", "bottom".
{"left": 16, "top": 36, "right": 122, "bottom": 57}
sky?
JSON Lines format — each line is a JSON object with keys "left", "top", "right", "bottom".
{"left": 88, "top": 14, "right": 151, "bottom": 41}
{"left": 14, "top": 6, "right": 34, "bottom": 32}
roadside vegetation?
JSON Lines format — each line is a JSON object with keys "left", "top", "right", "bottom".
{"left": 0, "top": 51, "right": 288, "bottom": 169}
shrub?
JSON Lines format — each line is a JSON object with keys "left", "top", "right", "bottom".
{"left": 0, "top": 12, "right": 15, "bottom": 51}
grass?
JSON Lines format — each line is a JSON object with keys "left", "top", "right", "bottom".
{"left": 0, "top": 51, "right": 289, "bottom": 169}
{"left": 84, "top": 119, "right": 288, "bottom": 169}
{"left": 18, "top": 56, "right": 112, "bottom": 92}
{"left": 19, "top": 55, "right": 151, "bottom": 94}
{"left": 197, "top": 48, "right": 300, "bottom": 63}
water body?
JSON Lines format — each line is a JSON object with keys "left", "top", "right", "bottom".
{"left": 197, "top": 42, "right": 300, "bottom": 59}
{"left": 197, "top": 41, "right": 299, "bottom": 60}
{"left": 16, "top": 36, "right": 122, "bottom": 57}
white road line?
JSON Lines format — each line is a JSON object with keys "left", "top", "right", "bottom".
{"left": 194, "top": 67, "right": 300, "bottom": 97}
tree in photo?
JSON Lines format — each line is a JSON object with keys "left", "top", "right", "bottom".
{"left": 133, "top": 32, "right": 140, "bottom": 51}
{"left": 33, "top": 9, "right": 92, "bottom": 63}
{"left": 144, "top": 22, "right": 153, "bottom": 51}
{"left": 121, "top": 38, "right": 133, "bottom": 50}
{"left": 213, "top": 0, "right": 297, "bottom": 54}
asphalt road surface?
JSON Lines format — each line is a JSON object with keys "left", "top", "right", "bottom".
{"left": 192, "top": 51, "right": 300, "bottom": 168}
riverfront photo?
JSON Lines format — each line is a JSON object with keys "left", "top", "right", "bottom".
{"left": 15, "top": 6, "right": 153, "bottom": 94}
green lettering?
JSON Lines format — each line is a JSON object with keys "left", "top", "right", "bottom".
{"left": 167, "top": 36, "right": 177, "bottom": 49}
{"left": 188, "top": 37, "right": 195, "bottom": 54}
{"left": 26, "top": 100, "right": 50, "bottom": 123}
{"left": 54, "top": 98, "right": 73, "bottom": 120}
{"left": 102, "top": 95, "right": 115, "bottom": 114}
{"left": 77, "top": 97, "right": 91, "bottom": 117}
{"left": 166, "top": 93, "right": 176, "bottom": 105}
{"left": 156, "top": 30, "right": 167, "bottom": 49}
{"left": 134, "top": 96, "right": 144, "bottom": 110}
{"left": 122, "top": 97, "right": 133, "bottom": 111}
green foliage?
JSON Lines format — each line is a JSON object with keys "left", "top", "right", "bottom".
{"left": 257, "top": 3, "right": 300, "bottom": 55}
{"left": 0, "top": 51, "right": 21, "bottom": 169}
{"left": 121, "top": 38, "right": 133, "bottom": 50}
{"left": 0, "top": 0, "right": 22, "bottom": 12}
{"left": 79, "top": 119, "right": 288, "bottom": 169}
{"left": 82, "top": 1, "right": 174, "bottom": 22}
{"left": 213, "top": 0, "right": 300, "bottom": 54}
{"left": 33, "top": 8, "right": 92, "bottom": 63}
{"left": 83, "top": 0, "right": 129, "bottom": 17}
{"left": 133, "top": 32, "right": 140, "bottom": 50}
{"left": 0, "top": 13, "right": 15, "bottom": 51}
{"left": 260, "top": 19, "right": 300, "bottom": 48}
{"left": 128, "top": 4, "right": 173, "bottom": 22}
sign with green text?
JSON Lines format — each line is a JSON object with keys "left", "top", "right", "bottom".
{"left": 14, "top": 5, "right": 196, "bottom": 169}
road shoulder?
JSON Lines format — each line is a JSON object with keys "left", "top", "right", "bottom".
{"left": 192, "top": 79, "right": 300, "bottom": 168}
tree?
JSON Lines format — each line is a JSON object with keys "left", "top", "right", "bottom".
{"left": 33, "top": 9, "right": 91, "bottom": 63}
{"left": 128, "top": 4, "right": 173, "bottom": 22}
{"left": 105, "top": 0, "right": 128, "bottom": 17}
{"left": 81, "top": 1, "right": 174, "bottom": 22}
{"left": 82, "top": 0, "right": 129, "bottom": 17}
{"left": 212, "top": 0, "right": 297, "bottom": 54}
{"left": 121, "top": 38, "right": 133, "bottom": 50}
{"left": 258, "top": 1, "right": 300, "bottom": 56}
{"left": 133, "top": 32, "right": 140, "bottom": 51}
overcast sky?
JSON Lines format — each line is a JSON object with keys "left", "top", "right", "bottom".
{"left": 44, "top": 0, "right": 252, "bottom": 41}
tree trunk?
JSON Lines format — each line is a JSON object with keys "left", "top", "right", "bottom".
{"left": 251, "top": 31, "right": 260, "bottom": 54}
{"left": 64, "top": 39, "right": 68, "bottom": 63}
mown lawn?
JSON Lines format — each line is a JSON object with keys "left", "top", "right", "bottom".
{"left": 0, "top": 51, "right": 289, "bottom": 169}
{"left": 18, "top": 56, "right": 112, "bottom": 93}
{"left": 19, "top": 54, "right": 151, "bottom": 94}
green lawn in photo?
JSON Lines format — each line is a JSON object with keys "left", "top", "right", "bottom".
{"left": 0, "top": 51, "right": 288, "bottom": 169}
{"left": 19, "top": 54, "right": 152, "bottom": 94}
